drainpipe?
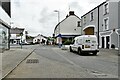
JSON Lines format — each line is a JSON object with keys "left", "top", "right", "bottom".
{"left": 98, "top": 6, "right": 100, "bottom": 49}
{"left": 8, "top": 28, "right": 10, "bottom": 50}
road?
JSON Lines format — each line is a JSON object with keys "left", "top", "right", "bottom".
{"left": 5, "top": 44, "right": 118, "bottom": 78}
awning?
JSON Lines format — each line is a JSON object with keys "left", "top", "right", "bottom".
{"left": 57, "top": 35, "right": 80, "bottom": 38}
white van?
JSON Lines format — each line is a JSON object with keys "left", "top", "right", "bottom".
{"left": 69, "top": 35, "right": 99, "bottom": 55}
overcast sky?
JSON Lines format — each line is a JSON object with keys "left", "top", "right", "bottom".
{"left": 11, "top": 0, "right": 106, "bottom": 37}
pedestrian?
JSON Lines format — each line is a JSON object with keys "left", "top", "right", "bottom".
{"left": 46, "top": 40, "right": 49, "bottom": 45}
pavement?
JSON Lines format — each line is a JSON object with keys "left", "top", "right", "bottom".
{"left": 1, "top": 47, "right": 35, "bottom": 79}
{"left": 1, "top": 44, "right": 119, "bottom": 79}
{"left": 0, "top": 53, "right": 2, "bottom": 80}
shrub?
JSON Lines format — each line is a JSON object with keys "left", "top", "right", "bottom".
{"left": 63, "top": 40, "right": 72, "bottom": 45}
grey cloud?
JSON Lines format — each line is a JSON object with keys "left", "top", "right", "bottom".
{"left": 13, "top": 0, "right": 21, "bottom": 7}
{"left": 38, "top": 7, "right": 57, "bottom": 28}
{"left": 69, "top": 1, "right": 85, "bottom": 16}
{"left": 88, "top": 0, "right": 103, "bottom": 4}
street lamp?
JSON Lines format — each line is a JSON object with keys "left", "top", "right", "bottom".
{"left": 54, "top": 10, "right": 60, "bottom": 34}
{"left": 54, "top": 10, "right": 62, "bottom": 48}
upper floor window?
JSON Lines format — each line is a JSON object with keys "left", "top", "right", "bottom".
{"left": 104, "top": 3, "right": 109, "bottom": 15}
{"left": 83, "top": 16, "right": 86, "bottom": 24}
{"left": 104, "top": 18, "right": 109, "bottom": 30}
{"left": 77, "top": 21, "right": 81, "bottom": 27}
{"left": 90, "top": 12, "right": 94, "bottom": 21}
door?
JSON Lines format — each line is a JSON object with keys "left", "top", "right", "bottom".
{"left": 102, "top": 37, "right": 104, "bottom": 48}
{"left": 106, "top": 36, "right": 110, "bottom": 49}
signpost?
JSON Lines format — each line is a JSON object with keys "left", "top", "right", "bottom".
{"left": 20, "top": 32, "right": 23, "bottom": 49}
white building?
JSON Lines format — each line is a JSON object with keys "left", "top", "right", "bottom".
{"left": 33, "top": 34, "right": 47, "bottom": 44}
{"left": 10, "top": 27, "right": 24, "bottom": 44}
{"left": 0, "top": 0, "right": 11, "bottom": 52}
{"left": 81, "top": 0, "right": 120, "bottom": 49}
{"left": 54, "top": 11, "right": 81, "bottom": 43}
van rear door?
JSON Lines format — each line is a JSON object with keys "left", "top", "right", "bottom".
{"left": 90, "top": 37, "right": 98, "bottom": 50}
{"left": 83, "top": 37, "right": 97, "bottom": 51}
{"left": 84, "top": 37, "right": 91, "bottom": 50}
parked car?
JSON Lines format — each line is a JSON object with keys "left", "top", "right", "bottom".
{"left": 69, "top": 35, "right": 99, "bottom": 55}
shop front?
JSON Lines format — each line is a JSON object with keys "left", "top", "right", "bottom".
{"left": 0, "top": 21, "right": 10, "bottom": 53}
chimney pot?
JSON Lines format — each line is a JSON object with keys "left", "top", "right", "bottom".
{"left": 69, "top": 11, "right": 74, "bottom": 15}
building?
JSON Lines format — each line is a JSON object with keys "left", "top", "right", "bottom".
{"left": 26, "top": 36, "right": 34, "bottom": 44}
{"left": 54, "top": 11, "right": 81, "bottom": 44}
{"left": 33, "top": 34, "right": 47, "bottom": 44}
{"left": 0, "top": 0, "right": 11, "bottom": 52}
{"left": 81, "top": 0, "right": 120, "bottom": 49}
{"left": 10, "top": 27, "right": 24, "bottom": 44}
{"left": 118, "top": 21, "right": 120, "bottom": 52}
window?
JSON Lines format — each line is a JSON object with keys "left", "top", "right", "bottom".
{"left": 83, "top": 16, "right": 86, "bottom": 24}
{"left": 90, "top": 12, "right": 94, "bottom": 21}
{"left": 104, "top": 18, "right": 109, "bottom": 30}
{"left": 104, "top": 3, "right": 109, "bottom": 15}
{"left": 77, "top": 21, "right": 81, "bottom": 27}
{"left": 86, "top": 40, "right": 90, "bottom": 43}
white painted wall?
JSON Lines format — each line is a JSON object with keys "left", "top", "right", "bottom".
{"left": 0, "top": 6, "right": 10, "bottom": 26}
{"left": 33, "top": 35, "right": 47, "bottom": 43}
{"left": 55, "top": 15, "right": 81, "bottom": 37}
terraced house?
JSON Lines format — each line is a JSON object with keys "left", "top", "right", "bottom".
{"left": 0, "top": 0, "right": 11, "bottom": 52}
{"left": 81, "top": 0, "right": 120, "bottom": 50}
{"left": 54, "top": 11, "right": 81, "bottom": 44}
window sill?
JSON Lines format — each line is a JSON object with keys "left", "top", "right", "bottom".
{"left": 90, "top": 19, "right": 94, "bottom": 22}
{"left": 104, "top": 13, "right": 109, "bottom": 16}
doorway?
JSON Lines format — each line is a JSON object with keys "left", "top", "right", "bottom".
{"left": 106, "top": 36, "right": 110, "bottom": 49}
{"left": 83, "top": 27, "right": 94, "bottom": 35}
{"left": 102, "top": 37, "right": 104, "bottom": 48}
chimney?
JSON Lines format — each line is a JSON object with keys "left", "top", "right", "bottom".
{"left": 66, "top": 14, "right": 69, "bottom": 18}
{"left": 69, "top": 11, "right": 74, "bottom": 15}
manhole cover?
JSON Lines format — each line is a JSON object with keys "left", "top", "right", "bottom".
{"left": 91, "top": 71, "right": 108, "bottom": 77}
{"left": 26, "top": 59, "right": 39, "bottom": 63}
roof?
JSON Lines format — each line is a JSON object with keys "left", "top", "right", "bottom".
{"left": 10, "top": 27, "right": 24, "bottom": 34}
{"left": 35, "top": 34, "right": 48, "bottom": 39}
{"left": 81, "top": 1, "right": 106, "bottom": 18}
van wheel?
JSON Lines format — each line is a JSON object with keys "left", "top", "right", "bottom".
{"left": 70, "top": 47, "right": 73, "bottom": 52}
{"left": 78, "top": 48, "right": 82, "bottom": 55}
{"left": 93, "top": 52, "right": 97, "bottom": 55}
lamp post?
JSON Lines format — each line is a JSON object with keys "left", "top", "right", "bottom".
{"left": 54, "top": 10, "right": 62, "bottom": 48}
{"left": 54, "top": 10, "right": 60, "bottom": 34}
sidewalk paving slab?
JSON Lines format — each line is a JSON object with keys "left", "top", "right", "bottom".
{"left": 2, "top": 48, "right": 34, "bottom": 79}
